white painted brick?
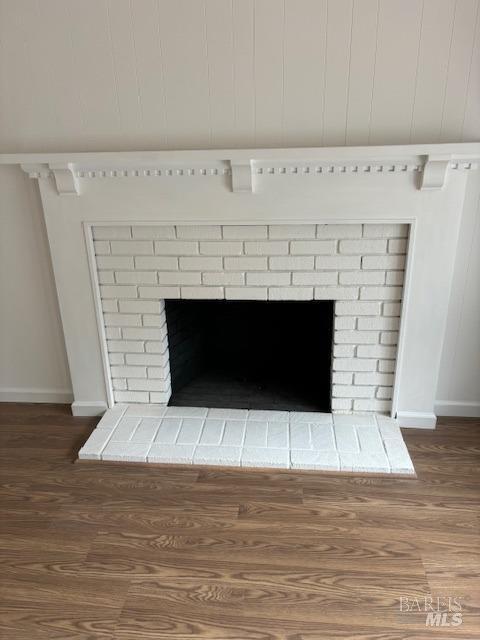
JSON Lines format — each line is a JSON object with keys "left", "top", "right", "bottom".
{"left": 385, "top": 271, "right": 405, "bottom": 285}
{"left": 333, "top": 344, "right": 355, "bottom": 357}
{"left": 142, "top": 315, "right": 167, "bottom": 327}
{"left": 360, "top": 286, "right": 402, "bottom": 300}
{"left": 336, "top": 301, "right": 381, "bottom": 316}
{"left": 315, "top": 256, "right": 361, "bottom": 270}
{"left": 199, "top": 419, "right": 225, "bottom": 444}
{"left": 353, "top": 399, "right": 392, "bottom": 412}
{"left": 334, "top": 316, "right": 356, "bottom": 330}
{"left": 331, "top": 398, "right": 353, "bottom": 411}
{"left": 148, "top": 443, "right": 194, "bottom": 464}
{"left": 310, "top": 424, "right": 335, "bottom": 450}
{"left": 132, "top": 225, "right": 175, "bottom": 239}
{"left": 332, "top": 372, "right": 353, "bottom": 384}
{"left": 317, "top": 224, "right": 362, "bottom": 239}
{"left": 357, "top": 316, "right": 400, "bottom": 330}
{"left": 270, "top": 256, "right": 314, "bottom": 270}
{"left": 115, "top": 271, "right": 157, "bottom": 284}
{"left": 269, "top": 224, "right": 316, "bottom": 239}
{"left": 289, "top": 412, "right": 332, "bottom": 424}
{"left": 138, "top": 286, "right": 180, "bottom": 299}
{"left": 333, "top": 385, "right": 375, "bottom": 398}
{"left": 108, "top": 353, "right": 125, "bottom": 365}
{"left": 98, "top": 271, "right": 115, "bottom": 285}
{"left": 104, "top": 313, "right": 142, "bottom": 327}
{"left": 203, "top": 272, "right": 245, "bottom": 285}
{"left": 226, "top": 287, "right": 267, "bottom": 300}
{"left": 194, "top": 445, "right": 242, "bottom": 466}
{"left": 339, "top": 271, "right": 385, "bottom": 285}
{"left": 334, "top": 413, "right": 376, "bottom": 426}
{"left": 222, "top": 420, "right": 246, "bottom": 447}
{"left": 224, "top": 256, "right": 268, "bottom": 270}
{"left": 126, "top": 353, "right": 167, "bottom": 366}
{"left": 334, "top": 358, "right": 377, "bottom": 372}
{"left": 114, "top": 390, "right": 149, "bottom": 403}
{"left": 147, "top": 367, "right": 170, "bottom": 379}
{"left": 244, "top": 421, "right": 268, "bottom": 447}
{"left": 105, "top": 327, "right": 122, "bottom": 340}
{"left": 102, "top": 441, "right": 150, "bottom": 462}
{"left": 111, "top": 240, "right": 153, "bottom": 255}
{"left": 145, "top": 341, "right": 168, "bottom": 354}
{"left": 135, "top": 256, "right": 178, "bottom": 270}
{"left": 376, "top": 386, "right": 393, "bottom": 400}
{"left": 356, "top": 425, "right": 384, "bottom": 452}
{"left": 357, "top": 344, "right": 396, "bottom": 358}
{"left": 383, "top": 302, "right": 402, "bottom": 316}
{"left": 180, "top": 257, "right": 223, "bottom": 271}
{"left": 200, "top": 241, "right": 243, "bottom": 255}
{"left": 388, "top": 238, "right": 408, "bottom": 254}
{"left": 97, "top": 256, "right": 134, "bottom": 270}
{"left": 223, "top": 225, "right": 267, "bottom": 239}
{"left": 155, "top": 240, "right": 198, "bottom": 255}
{"left": 289, "top": 423, "right": 311, "bottom": 448}
{"left": 376, "top": 416, "right": 402, "bottom": 439}
{"left": 166, "top": 406, "right": 208, "bottom": 418}
{"left": 93, "top": 226, "right": 131, "bottom": 240}
{"left": 340, "top": 451, "right": 390, "bottom": 473}
{"left": 150, "top": 391, "right": 171, "bottom": 403}
{"left": 156, "top": 272, "right": 201, "bottom": 285}
{"left": 176, "top": 418, "right": 205, "bottom": 444}
{"left": 292, "top": 272, "right": 337, "bottom": 285}
{"left": 382, "top": 438, "right": 415, "bottom": 474}
{"left": 363, "top": 223, "right": 408, "bottom": 238}
{"left": 291, "top": 450, "right": 339, "bottom": 470}
{"left": 314, "top": 287, "right": 358, "bottom": 300}
{"left": 241, "top": 447, "right": 289, "bottom": 468}
{"left": 339, "top": 239, "right": 387, "bottom": 254}
{"left": 122, "top": 327, "right": 166, "bottom": 341}
{"left": 244, "top": 241, "right": 289, "bottom": 255}
{"left": 176, "top": 225, "right": 221, "bottom": 239}
{"left": 362, "top": 255, "right": 405, "bottom": 270}
{"left": 380, "top": 331, "right": 399, "bottom": 345}
{"left": 269, "top": 287, "right": 313, "bottom": 300}
{"left": 354, "top": 372, "right": 394, "bottom": 386}
{"left": 333, "top": 424, "right": 359, "bottom": 451}
{"left": 379, "top": 360, "right": 396, "bottom": 373}
{"left": 127, "top": 378, "right": 170, "bottom": 391}
{"left": 248, "top": 410, "right": 289, "bottom": 421}
{"left": 125, "top": 405, "right": 167, "bottom": 417}
{"left": 290, "top": 240, "right": 336, "bottom": 255}
{"left": 209, "top": 408, "right": 248, "bottom": 420}
{"left": 119, "top": 300, "right": 163, "bottom": 314}
{"left": 108, "top": 340, "right": 144, "bottom": 353}
{"left": 111, "top": 365, "right": 146, "bottom": 378}
{"left": 266, "top": 423, "right": 289, "bottom": 448}
{"left": 154, "top": 418, "right": 182, "bottom": 443}
{"left": 335, "top": 330, "right": 378, "bottom": 344}
{"left": 247, "top": 272, "right": 290, "bottom": 286}
{"left": 78, "top": 429, "right": 114, "bottom": 459}
{"left": 131, "top": 418, "right": 161, "bottom": 443}
{"left": 94, "top": 240, "right": 110, "bottom": 255}
{"left": 102, "top": 299, "right": 118, "bottom": 313}
{"left": 100, "top": 285, "right": 137, "bottom": 299}
{"left": 181, "top": 286, "right": 224, "bottom": 299}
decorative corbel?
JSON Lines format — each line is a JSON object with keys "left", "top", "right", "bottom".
{"left": 48, "top": 162, "right": 80, "bottom": 195}
{"left": 230, "top": 160, "right": 253, "bottom": 193}
{"left": 420, "top": 155, "right": 451, "bottom": 190}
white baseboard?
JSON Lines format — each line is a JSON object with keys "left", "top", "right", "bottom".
{"left": 396, "top": 411, "right": 437, "bottom": 429}
{"left": 435, "top": 400, "right": 480, "bottom": 418}
{"left": 0, "top": 387, "right": 73, "bottom": 404}
{"left": 71, "top": 401, "right": 108, "bottom": 417}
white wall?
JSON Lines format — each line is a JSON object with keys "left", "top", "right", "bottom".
{"left": 1, "top": 0, "right": 479, "bottom": 414}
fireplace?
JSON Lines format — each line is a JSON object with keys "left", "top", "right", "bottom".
{"left": 166, "top": 299, "right": 334, "bottom": 412}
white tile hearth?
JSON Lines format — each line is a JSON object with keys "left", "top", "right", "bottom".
{"left": 78, "top": 405, "right": 415, "bottom": 475}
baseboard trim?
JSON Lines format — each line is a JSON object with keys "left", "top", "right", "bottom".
{"left": 71, "top": 401, "right": 108, "bottom": 417}
{"left": 0, "top": 387, "right": 73, "bottom": 404}
{"left": 396, "top": 411, "right": 437, "bottom": 429}
{"left": 435, "top": 400, "right": 480, "bottom": 418}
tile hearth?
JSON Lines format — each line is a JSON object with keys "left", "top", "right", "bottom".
{"left": 78, "top": 405, "right": 415, "bottom": 475}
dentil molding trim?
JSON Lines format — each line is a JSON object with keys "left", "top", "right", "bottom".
{"left": 5, "top": 143, "right": 479, "bottom": 196}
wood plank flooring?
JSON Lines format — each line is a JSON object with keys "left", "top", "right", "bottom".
{"left": 0, "top": 403, "right": 478, "bottom": 639}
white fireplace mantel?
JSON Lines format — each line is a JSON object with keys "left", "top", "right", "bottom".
{"left": 2, "top": 142, "right": 479, "bottom": 427}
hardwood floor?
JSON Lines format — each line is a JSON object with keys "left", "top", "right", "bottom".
{"left": 0, "top": 404, "right": 478, "bottom": 639}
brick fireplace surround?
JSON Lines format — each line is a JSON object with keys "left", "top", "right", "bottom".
{"left": 2, "top": 142, "right": 479, "bottom": 431}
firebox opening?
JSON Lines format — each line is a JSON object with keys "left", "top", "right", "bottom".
{"left": 165, "top": 299, "right": 333, "bottom": 412}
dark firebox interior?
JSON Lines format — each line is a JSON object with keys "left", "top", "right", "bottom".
{"left": 165, "top": 299, "right": 333, "bottom": 412}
